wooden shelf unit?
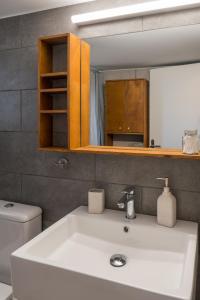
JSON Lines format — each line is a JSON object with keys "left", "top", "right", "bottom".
{"left": 38, "top": 33, "right": 83, "bottom": 151}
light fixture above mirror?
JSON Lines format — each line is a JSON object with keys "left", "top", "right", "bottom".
{"left": 71, "top": 0, "right": 200, "bottom": 25}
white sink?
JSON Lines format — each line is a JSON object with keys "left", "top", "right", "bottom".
{"left": 11, "top": 206, "right": 198, "bottom": 300}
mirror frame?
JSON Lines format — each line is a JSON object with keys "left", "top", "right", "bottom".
{"left": 72, "top": 40, "right": 200, "bottom": 160}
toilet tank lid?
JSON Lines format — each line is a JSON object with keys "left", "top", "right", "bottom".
{"left": 0, "top": 200, "right": 42, "bottom": 223}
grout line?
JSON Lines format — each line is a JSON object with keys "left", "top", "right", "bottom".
{"left": 0, "top": 88, "right": 37, "bottom": 93}
{"left": 142, "top": 16, "right": 144, "bottom": 31}
{"left": 20, "top": 90, "right": 22, "bottom": 131}
{"left": 94, "top": 154, "right": 97, "bottom": 186}
{"left": 0, "top": 44, "right": 36, "bottom": 54}
{"left": 0, "top": 171, "right": 94, "bottom": 184}
{"left": 0, "top": 130, "right": 37, "bottom": 133}
{"left": 19, "top": 15, "right": 23, "bottom": 49}
{"left": 142, "top": 21, "right": 200, "bottom": 33}
{"left": 19, "top": 172, "right": 96, "bottom": 184}
{"left": 140, "top": 187, "right": 143, "bottom": 214}
{"left": 92, "top": 181, "right": 200, "bottom": 195}
{"left": 20, "top": 173, "right": 23, "bottom": 199}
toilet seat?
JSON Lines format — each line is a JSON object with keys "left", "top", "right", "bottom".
{"left": 0, "top": 282, "right": 12, "bottom": 300}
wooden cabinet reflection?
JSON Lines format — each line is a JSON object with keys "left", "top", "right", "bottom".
{"left": 105, "top": 79, "right": 149, "bottom": 147}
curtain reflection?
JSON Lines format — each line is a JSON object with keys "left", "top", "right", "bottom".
{"left": 90, "top": 68, "right": 104, "bottom": 145}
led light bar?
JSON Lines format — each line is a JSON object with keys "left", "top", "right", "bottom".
{"left": 71, "top": 0, "right": 200, "bottom": 25}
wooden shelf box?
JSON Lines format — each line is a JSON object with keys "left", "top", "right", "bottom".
{"left": 38, "top": 33, "right": 87, "bottom": 151}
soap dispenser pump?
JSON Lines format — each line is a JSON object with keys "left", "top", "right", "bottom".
{"left": 156, "top": 177, "right": 176, "bottom": 228}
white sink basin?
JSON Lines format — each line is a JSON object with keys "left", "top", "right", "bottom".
{"left": 11, "top": 206, "right": 198, "bottom": 300}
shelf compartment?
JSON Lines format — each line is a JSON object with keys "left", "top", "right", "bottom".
{"left": 39, "top": 114, "right": 68, "bottom": 148}
{"left": 40, "top": 88, "right": 67, "bottom": 94}
{"left": 40, "top": 71, "right": 67, "bottom": 89}
{"left": 40, "top": 110, "right": 67, "bottom": 114}
{"left": 40, "top": 77, "right": 67, "bottom": 89}
{"left": 40, "top": 94, "right": 67, "bottom": 111}
{"left": 105, "top": 133, "right": 144, "bottom": 147}
{"left": 39, "top": 37, "right": 67, "bottom": 74}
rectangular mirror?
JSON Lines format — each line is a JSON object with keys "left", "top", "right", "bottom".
{"left": 85, "top": 24, "right": 200, "bottom": 150}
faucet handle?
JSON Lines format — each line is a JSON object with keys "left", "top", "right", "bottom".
{"left": 121, "top": 188, "right": 135, "bottom": 195}
{"left": 117, "top": 202, "right": 125, "bottom": 209}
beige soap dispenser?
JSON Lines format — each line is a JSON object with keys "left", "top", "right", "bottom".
{"left": 156, "top": 177, "right": 176, "bottom": 228}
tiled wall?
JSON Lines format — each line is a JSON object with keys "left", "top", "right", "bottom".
{"left": 0, "top": 0, "right": 200, "bottom": 297}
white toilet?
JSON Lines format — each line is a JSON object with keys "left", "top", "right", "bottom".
{"left": 0, "top": 200, "right": 42, "bottom": 300}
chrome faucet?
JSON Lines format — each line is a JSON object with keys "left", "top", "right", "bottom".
{"left": 117, "top": 187, "right": 136, "bottom": 220}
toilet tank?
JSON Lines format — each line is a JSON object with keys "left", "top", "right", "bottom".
{"left": 0, "top": 200, "right": 42, "bottom": 285}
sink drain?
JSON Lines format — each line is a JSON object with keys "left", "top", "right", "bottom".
{"left": 110, "top": 254, "right": 127, "bottom": 267}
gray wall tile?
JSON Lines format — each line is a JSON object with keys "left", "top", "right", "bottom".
{"left": 0, "top": 49, "right": 21, "bottom": 90}
{"left": 168, "top": 159, "right": 200, "bottom": 193}
{"left": 143, "top": 8, "right": 200, "bottom": 31}
{"left": 20, "top": 9, "right": 66, "bottom": 47}
{"left": 141, "top": 187, "right": 160, "bottom": 216}
{"left": 176, "top": 190, "right": 200, "bottom": 222}
{"left": 0, "top": 173, "right": 21, "bottom": 201}
{"left": 96, "top": 155, "right": 172, "bottom": 186}
{"left": 22, "top": 90, "right": 37, "bottom": 132}
{"left": 20, "top": 132, "right": 45, "bottom": 174}
{"left": 0, "top": 91, "right": 21, "bottom": 131}
{"left": 22, "top": 175, "right": 94, "bottom": 223}
{"left": 20, "top": 47, "right": 37, "bottom": 89}
{"left": 96, "top": 155, "right": 174, "bottom": 187}
{"left": 96, "top": 154, "right": 200, "bottom": 193}
{"left": 0, "top": 132, "right": 22, "bottom": 172}
{"left": 0, "top": 17, "right": 21, "bottom": 51}
{"left": 0, "top": 47, "right": 37, "bottom": 90}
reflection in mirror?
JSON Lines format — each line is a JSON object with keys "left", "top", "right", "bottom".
{"left": 86, "top": 24, "right": 200, "bottom": 149}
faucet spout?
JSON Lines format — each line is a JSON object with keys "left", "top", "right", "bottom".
{"left": 117, "top": 187, "right": 136, "bottom": 220}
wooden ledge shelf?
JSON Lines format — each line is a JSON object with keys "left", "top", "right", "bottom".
{"left": 106, "top": 132, "right": 144, "bottom": 135}
{"left": 39, "top": 147, "right": 69, "bottom": 153}
{"left": 71, "top": 146, "right": 200, "bottom": 160}
{"left": 40, "top": 110, "right": 67, "bottom": 114}
{"left": 40, "top": 88, "right": 67, "bottom": 94}
{"left": 41, "top": 72, "right": 67, "bottom": 79}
